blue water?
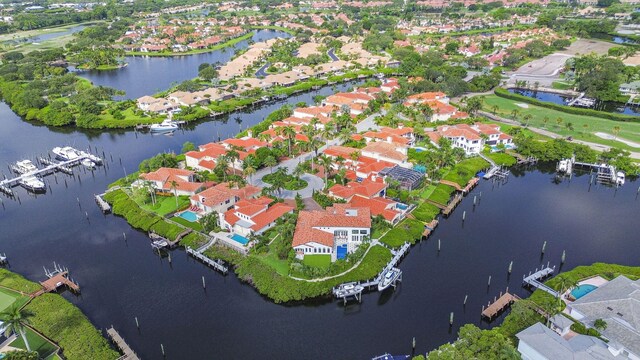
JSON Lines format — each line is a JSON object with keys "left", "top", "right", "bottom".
{"left": 508, "top": 89, "right": 640, "bottom": 116}
{"left": 178, "top": 211, "right": 198, "bottom": 222}
{"left": 571, "top": 284, "right": 598, "bottom": 299}
{"left": 230, "top": 234, "right": 249, "bottom": 245}
{"left": 396, "top": 203, "right": 409, "bottom": 210}
{"left": 336, "top": 245, "right": 347, "bottom": 260}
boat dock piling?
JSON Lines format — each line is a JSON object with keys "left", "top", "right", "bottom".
{"left": 422, "top": 219, "right": 439, "bottom": 238}
{"left": 443, "top": 194, "right": 463, "bottom": 217}
{"left": 37, "top": 264, "right": 81, "bottom": 295}
{"left": 186, "top": 247, "right": 228, "bottom": 275}
{"left": 0, "top": 253, "right": 7, "bottom": 265}
{"left": 37, "top": 157, "right": 73, "bottom": 175}
{"left": 106, "top": 326, "right": 140, "bottom": 360}
{"left": 522, "top": 263, "right": 558, "bottom": 297}
{"left": 95, "top": 193, "right": 111, "bottom": 213}
{"left": 481, "top": 288, "right": 520, "bottom": 320}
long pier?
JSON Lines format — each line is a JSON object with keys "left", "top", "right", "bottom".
{"left": 523, "top": 264, "right": 558, "bottom": 297}
{"left": 333, "top": 242, "right": 410, "bottom": 304}
{"left": 106, "top": 326, "right": 140, "bottom": 360}
{"left": 0, "top": 150, "right": 102, "bottom": 190}
{"left": 95, "top": 193, "right": 111, "bottom": 213}
{"left": 443, "top": 193, "right": 463, "bottom": 216}
{"left": 186, "top": 247, "right": 228, "bottom": 275}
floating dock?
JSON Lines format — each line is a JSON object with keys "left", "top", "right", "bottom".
{"left": 422, "top": 219, "right": 439, "bottom": 238}
{"left": 95, "top": 194, "right": 111, "bottom": 213}
{"left": 106, "top": 326, "right": 140, "bottom": 360}
{"left": 33, "top": 264, "right": 80, "bottom": 297}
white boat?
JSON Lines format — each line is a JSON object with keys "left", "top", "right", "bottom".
{"left": 616, "top": 172, "right": 626, "bottom": 186}
{"left": 12, "top": 160, "right": 38, "bottom": 174}
{"left": 150, "top": 120, "right": 178, "bottom": 133}
{"left": 19, "top": 175, "right": 46, "bottom": 193}
{"left": 81, "top": 158, "right": 96, "bottom": 169}
{"left": 377, "top": 268, "right": 401, "bottom": 291}
{"left": 52, "top": 146, "right": 81, "bottom": 161}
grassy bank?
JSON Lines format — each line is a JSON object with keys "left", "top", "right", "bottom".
{"left": 0, "top": 269, "right": 118, "bottom": 360}
{"left": 205, "top": 244, "right": 392, "bottom": 303}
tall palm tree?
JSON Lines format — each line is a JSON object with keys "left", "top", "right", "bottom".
{"left": 0, "top": 306, "right": 34, "bottom": 352}
{"left": 277, "top": 126, "right": 296, "bottom": 157}
{"left": 244, "top": 166, "right": 256, "bottom": 184}
{"left": 556, "top": 117, "right": 563, "bottom": 128}
{"left": 169, "top": 180, "right": 179, "bottom": 208}
{"left": 542, "top": 116, "right": 549, "bottom": 128}
{"left": 612, "top": 126, "right": 621, "bottom": 139}
{"left": 317, "top": 155, "right": 332, "bottom": 189}
{"left": 511, "top": 109, "right": 520, "bottom": 121}
{"left": 264, "top": 155, "right": 277, "bottom": 174}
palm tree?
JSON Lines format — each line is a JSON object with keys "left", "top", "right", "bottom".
{"left": 565, "top": 122, "right": 574, "bottom": 131}
{"left": 491, "top": 104, "right": 499, "bottom": 115}
{"left": 612, "top": 126, "right": 621, "bottom": 139}
{"left": 244, "top": 166, "right": 256, "bottom": 183}
{"left": 594, "top": 319, "right": 608, "bottom": 331}
{"left": 224, "top": 149, "right": 240, "bottom": 170}
{"left": 349, "top": 151, "right": 360, "bottom": 170}
{"left": 169, "top": 180, "right": 179, "bottom": 208}
{"left": 556, "top": 117, "right": 563, "bottom": 128}
{"left": 317, "top": 155, "right": 332, "bottom": 189}
{"left": 264, "top": 155, "right": 277, "bottom": 174}
{"left": 0, "top": 306, "right": 34, "bottom": 353}
{"left": 582, "top": 123, "right": 589, "bottom": 135}
{"left": 542, "top": 116, "right": 549, "bottom": 128}
{"left": 523, "top": 114, "right": 533, "bottom": 127}
{"left": 277, "top": 126, "right": 296, "bottom": 157}
{"left": 511, "top": 109, "right": 520, "bottom": 121}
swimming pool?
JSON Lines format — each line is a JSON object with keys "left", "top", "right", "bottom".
{"left": 571, "top": 284, "right": 598, "bottom": 299}
{"left": 396, "top": 203, "right": 409, "bottom": 210}
{"left": 178, "top": 211, "right": 198, "bottom": 222}
{"left": 230, "top": 234, "right": 249, "bottom": 245}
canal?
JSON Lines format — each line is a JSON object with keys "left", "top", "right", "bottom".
{"left": 508, "top": 88, "right": 640, "bottom": 116}
{"left": 78, "top": 29, "right": 292, "bottom": 99}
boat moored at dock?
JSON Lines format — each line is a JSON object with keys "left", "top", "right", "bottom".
{"left": 19, "top": 175, "right": 46, "bottom": 193}
{"left": 378, "top": 267, "right": 402, "bottom": 292}
{"left": 150, "top": 120, "right": 179, "bottom": 133}
{"left": 11, "top": 159, "right": 38, "bottom": 174}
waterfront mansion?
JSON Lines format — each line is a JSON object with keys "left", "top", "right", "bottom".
{"left": 292, "top": 204, "right": 371, "bottom": 262}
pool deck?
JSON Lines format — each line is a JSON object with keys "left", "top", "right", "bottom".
{"left": 578, "top": 276, "right": 609, "bottom": 287}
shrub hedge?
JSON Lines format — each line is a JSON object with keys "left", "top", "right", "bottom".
{"left": 379, "top": 218, "right": 424, "bottom": 248}
{"left": 495, "top": 88, "right": 640, "bottom": 123}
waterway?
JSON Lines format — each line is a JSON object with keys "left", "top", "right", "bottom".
{"left": 1, "top": 87, "right": 639, "bottom": 358}
{"left": 78, "top": 30, "right": 292, "bottom": 99}
{"left": 508, "top": 88, "right": 640, "bottom": 116}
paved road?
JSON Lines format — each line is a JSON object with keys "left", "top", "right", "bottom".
{"left": 249, "top": 111, "right": 386, "bottom": 198}
{"left": 327, "top": 48, "right": 339, "bottom": 62}
{"left": 479, "top": 111, "right": 640, "bottom": 159}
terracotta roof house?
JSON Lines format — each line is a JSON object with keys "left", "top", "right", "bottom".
{"left": 189, "top": 182, "right": 262, "bottom": 216}
{"left": 221, "top": 198, "right": 294, "bottom": 237}
{"left": 139, "top": 168, "right": 206, "bottom": 196}
{"left": 292, "top": 204, "right": 371, "bottom": 262}
{"left": 361, "top": 141, "right": 410, "bottom": 167}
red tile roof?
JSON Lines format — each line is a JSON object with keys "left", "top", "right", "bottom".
{"left": 292, "top": 204, "right": 371, "bottom": 247}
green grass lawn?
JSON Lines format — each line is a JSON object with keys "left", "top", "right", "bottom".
{"left": 256, "top": 252, "right": 290, "bottom": 276}
{"left": 551, "top": 81, "right": 574, "bottom": 90}
{"left": 262, "top": 173, "right": 308, "bottom": 190}
{"left": 302, "top": 254, "right": 332, "bottom": 268}
{"left": 171, "top": 216, "right": 203, "bottom": 231}
{"left": 482, "top": 95, "right": 640, "bottom": 152}
{"left": 9, "top": 327, "right": 59, "bottom": 358}
{"left": 139, "top": 195, "right": 190, "bottom": 216}
{"left": 485, "top": 152, "right": 517, "bottom": 166}
{"left": 0, "top": 288, "right": 29, "bottom": 312}
{"left": 441, "top": 157, "right": 489, "bottom": 187}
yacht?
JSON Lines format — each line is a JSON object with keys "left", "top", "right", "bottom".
{"left": 150, "top": 120, "right": 178, "bottom": 133}
{"left": 377, "top": 267, "right": 401, "bottom": 292}
{"left": 12, "top": 160, "right": 38, "bottom": 174}
{"left": 52, "top": 146, "right": 81, "bottom": 161}
{"left": 19, "top": 175, "right": 46, "bottom": 193}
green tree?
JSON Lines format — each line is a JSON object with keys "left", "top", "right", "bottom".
{"left": 594, "top": 319, "right": 608, "bottom": 331}
{"left": 182, "top": 141, "right": 196, "bottom": 153}
{"left": 0, "top": 306, "right": 34, "bottom": 353}
{"left": 264, "top": 155, "right": 278, "bottom": 174}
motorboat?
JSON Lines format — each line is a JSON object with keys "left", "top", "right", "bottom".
{"left": 19, "top": 175, "right": 46, "bottom": 193}
{"left": 52, "top": 146, "right": 81, "bottom": 161}
{"left": 616, "top": 172, "right": 625, "bottom": 186}
{"left": 377, "top": 267, "right": 401, "bottom": 292}
{"left": 150, "top": 120, "right": 178, "bottom": 133}
{"left": 12, "top": 160, "right": 38, "bottom": 174}
{"left": 81, "top": 158, "right": 96, "bottom": 169}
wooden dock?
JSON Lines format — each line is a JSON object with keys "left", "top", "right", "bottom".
{"left": 442, "top": 194, "right": 463, "bottom": 216}
{"left": 482, "top": 290, "right": 520, "bottom": 320}
{"left": 422, "top": 219, "right": 439, "bottom": 238}
{"left": 38, "top": 270, "right": 80, "bottom": 294}
{"left": 149, "top": 228, "right": 191, "bottom": 250}
{"left": 106, "top": 327, "right": 140, "bottom": 360}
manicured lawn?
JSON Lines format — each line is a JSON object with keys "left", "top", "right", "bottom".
{"left": 428, "top": 184, "right": 455, "bottom": 205}
{"left": 551, "top": 81, "right": 573, "bottom": 90}
{"left": 256, "top": 253, "right": 290, "bottom": 276}
{"left": 485, "top": 152, "right": 517, "bottom": 166}
{"left": 417, "top": 184, "right": 436, "bottom": 199}
{"left": 380, "top": 218, "right": 425, "bottom": 248}
{"left": 139, "top": 195, "right": 190, "bottom": 216}
{"left": 262, "top": 173, "right": 308, "bottom": 190}
{"left": 303, "top": 255, "right": 331, "bottom": 268}
{"left": 0, "top": 288, "right": 29, "bottom": 312}
{"left": 171, "top": 216, "right": 203, "bottom": 231}
{"left": 482, "top": 95, "right": 640, "bottom": 152}
{"left": 441, "top": 157, "right": 489, "bottom": 187}
{"left": 9, "top": 327, "right": 59, "bottom": 358}
{"left": 0, "top": 269, "right": 42, "bottom": 294}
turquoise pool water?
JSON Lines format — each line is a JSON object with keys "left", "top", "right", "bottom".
{"left": 396, "top": 203, "right": 409, "bottom": 210}
{"left": 230, "top": 234, "right": 249, "bottom": 245}
{"left": 178, "top": 211, "right": 198, "bottom": 222}
{"left": 571, "top": 284, "right": 598, "bottom": 299}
